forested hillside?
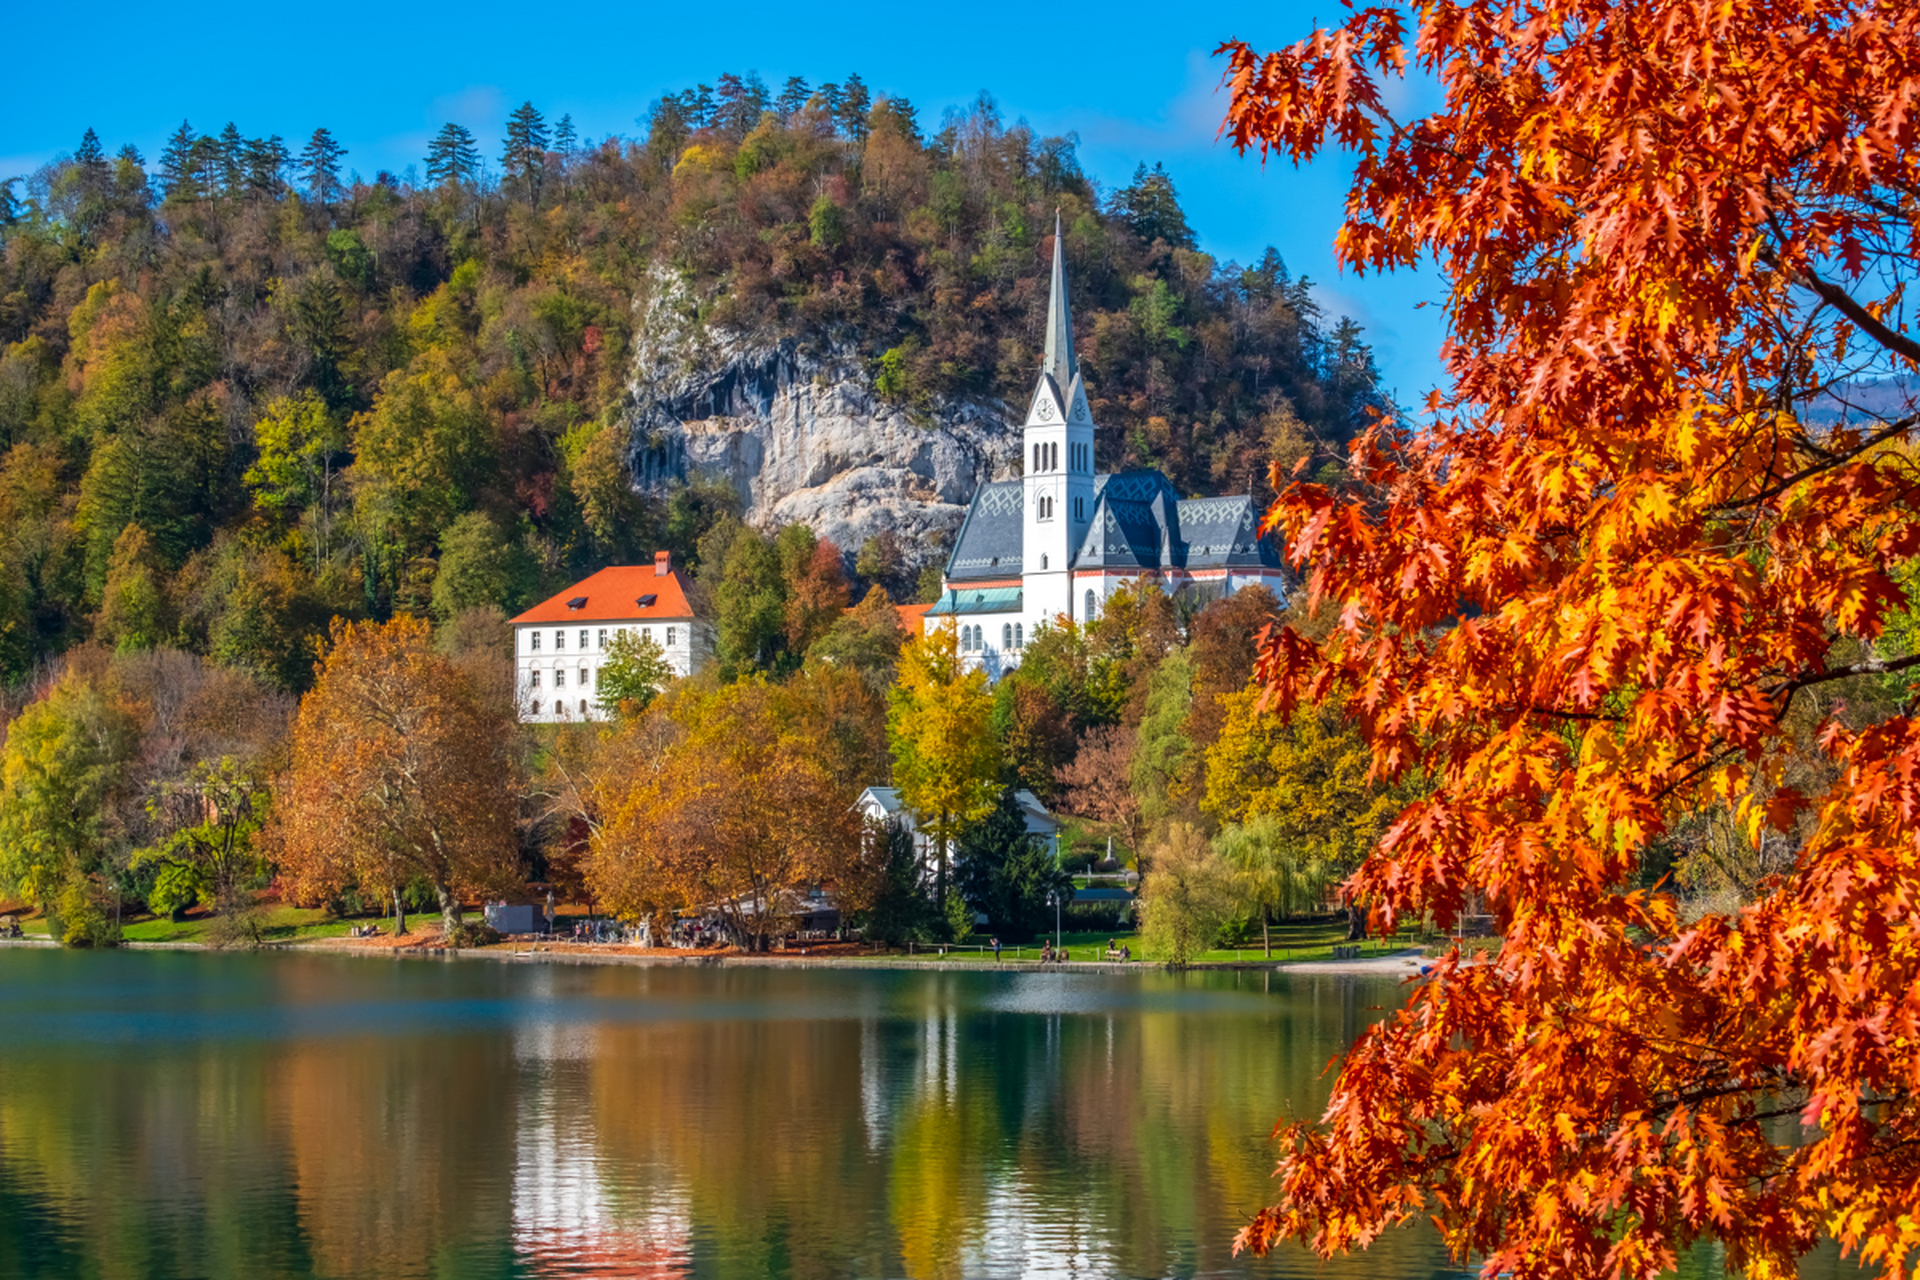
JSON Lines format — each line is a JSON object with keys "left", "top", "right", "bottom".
{"left": 0, "top": 73, "right": 1381, "bottom": 690}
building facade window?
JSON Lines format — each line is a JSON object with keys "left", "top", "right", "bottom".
{"left": 530, "top": 670, "right": 542, "bottom": 688}
{"left": 581, "top": 666, "right": 590, "bottom": 687}
{"left": 598, "top": 629, "right": 607, "bottom": 648}
{"left": 1014, "top": 623, "right": 1023, "bottom": 649}
{"left": 1002, "top": 623, "right": 1013, "bottom": 649}
{"left": 580, "top": 700, "right": 588, "bottom": 715}
{"left": 579, "top": 629, "right": 589, "bottom": 649}
{"left": 1040, "top": 554, "right": 1048, "bottom": 570}
{"left": 666, "top": 627, "right": 676, "bottom": 646}
{"left": 1085, "top": 588, "right": 1097, "bottom": 619}
{"left": 555, "top": 670, "right": 566, "bottom": 688}
{"left": 531, "top": 700, "right": 541, "bottom": 715}
{"left": 555, "top": 630, "right": 565, "bottom": 650}
{"left": 531, "top": 631, "right": 541, "bottom": 652}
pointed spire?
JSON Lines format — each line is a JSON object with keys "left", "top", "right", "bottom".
{"left": 1043, "top": 210, "right": 1078, "bottom": 387}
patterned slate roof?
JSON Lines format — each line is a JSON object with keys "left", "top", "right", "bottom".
{"left": 946, "top": 480, "right": 1026, "bottom": 580}
{"left": 949, "top": 470, "right": 1283, "bottom": 583}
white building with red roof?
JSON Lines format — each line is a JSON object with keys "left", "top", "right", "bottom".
{"left": 507, "top": 551, "right": 714, "bottom": 723}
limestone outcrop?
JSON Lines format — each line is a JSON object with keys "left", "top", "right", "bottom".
{"left": 620, "top": 271, "right": 1016, "bottom": 571}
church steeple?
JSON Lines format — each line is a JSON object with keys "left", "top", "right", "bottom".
{"left": 1042, "top": 211, "right": 1077, "bottom": 387}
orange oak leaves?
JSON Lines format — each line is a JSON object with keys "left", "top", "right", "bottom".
{"left": 1221, "top": 2, "right": 1920, "bottom": 1278}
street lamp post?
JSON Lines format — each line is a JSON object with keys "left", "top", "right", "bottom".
{"left": 1052, "top": 890, "right": 1062, "bottom": 951}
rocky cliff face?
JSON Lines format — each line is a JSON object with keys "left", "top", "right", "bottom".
{"left": 620, "top": 271, "right": 1017, "bottom": 570}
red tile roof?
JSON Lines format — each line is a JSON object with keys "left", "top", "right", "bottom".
{"left": 508, "top": 561, "right": 698, "bottom": 626}
{"left": 894, "top": 602, "right": 933, "bottom": 632}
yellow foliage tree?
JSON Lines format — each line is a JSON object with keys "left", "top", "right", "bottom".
{"left": 886, "top": 620, "right": 1000, "bottom": 906}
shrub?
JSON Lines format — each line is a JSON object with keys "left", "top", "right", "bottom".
{"left": 446, "top": 921, "right": 500, "bottom": 949}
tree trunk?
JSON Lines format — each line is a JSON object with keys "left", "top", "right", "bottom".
{"left": 1263, "top": 910, "right": 1271, "bottom": 958}
{"left": 1346, "top": 902, "right": 1365, "bottom": 941}
{"left": 393, "top": 887, "right": 408, "bottom": 936}
{"left": 436, "top": 882, "right": 461, "bottom": 936}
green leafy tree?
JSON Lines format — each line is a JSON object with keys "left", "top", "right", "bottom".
{"left": 887, "top": 621, "right": 1000, "bottom": 906}
{"left": 430, "top": 511, "right": 529, "bottom": 620}
{"left": 1215, "top": 813, "right": 1332, "bottom": 956}
{"left": 245, "top": 391, "right": 345, "bottom": 530}
{"left": 806, "top": 585, "right": 906, "bottom": 690}
{"left": 1138, "top": 822, "right": 1236, "bottom": 966}
{"left": 713, "top": 524, "right": 786, "bottom": 678}
{"left": 96, "top": 524, "right": 174, "bottom": 650}
{"left": 130, "top": 756, "right": 269, "bottom": 942}
{"left": 0, "top": 674, "right": 136, "bottom": 941}
{"left": 954, "top": 786, "right": 1072, "bottom": 941}
{"left": 597, "top": 629, "right": 674, "bottom": 715}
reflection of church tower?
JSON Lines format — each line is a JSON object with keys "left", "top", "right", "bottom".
{"left": 1021, "top": 214, "right": 1096, "bottom": 623}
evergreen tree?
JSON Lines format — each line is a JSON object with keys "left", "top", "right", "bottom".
{"left": 298, "top": 128, "right": 347, "bottom": 204}
{"left": 954, "top": 786, "right": 1072, "bottom": 941}
{"left": 774, "top": 75, "right": 810, "bottom": 121}
{"left": 75, "top": 128, "right": 108, "bottom": 179}
{"left": 216, "top": 123, "right": 245, "bottom": 195}
{"left": 243, "top": 135, "right": 289, "bottom": 197}
{"left": 645, "top": 97, "right": 692, "bottom": 166}
{"left": 714, "top": 73, "right": 763, "bottom": 140}
{"left": 839, "top": 73, "right": 872, "bottom": 141}
{"left": 684, "top": 84, "right": 715, "bottom": 129}
{"left": 553, "top": 113, "right": 577, "bottom": 155}
{"left": 425, "top": 123, "right": 479, "bottom": 187}
{"left": 158, "top": 120, "right": 196, "bottom": 200}
{"left": 1115, "top": 162, "right": 1196, "bottom": 250}
{"left": 501, "top": 101, "right": 548, "bottom": 203}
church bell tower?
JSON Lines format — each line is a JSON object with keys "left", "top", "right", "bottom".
{"left": 1021, "top": 214, "right": 1096, "bottom": 625}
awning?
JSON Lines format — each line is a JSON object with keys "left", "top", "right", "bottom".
{"left": 925, "top": 587, "right": 1023, "bottom": 617}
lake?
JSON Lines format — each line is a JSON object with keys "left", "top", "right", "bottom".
{"left": 0, "top": 950, "right": 1850, "bottom": 1279}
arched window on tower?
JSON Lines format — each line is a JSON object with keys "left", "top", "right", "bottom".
{"left": 1084, "top": 588, "right": 1097, "bottom": 619}
{"left": 1014, "top": 623, "right": 1023, "bottom": 649}
{"left": 1040, "top": 554, "right": 1048, "bottom": 570}
{"left": 1002, "top": 623, "right": 1012, "bottom": 649}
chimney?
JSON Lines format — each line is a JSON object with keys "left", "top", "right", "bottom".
{"left": 654, "top": 550, "right": 671, "bottom": 577}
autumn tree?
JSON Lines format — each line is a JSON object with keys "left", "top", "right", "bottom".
{"left": 1213, "top": 813, "right": 1330, "bottom": 956}
{"left": 275, "top": 617, "right": 518, "bottom": 934}
{"left": 1055, "top": 722, "right": 1145, "bottom": 858}
{"left": 1222, "top": 3, "right": 1920, "bottom": 1275}
{"left": 589, "top": 677, "right": 862, "bottom": 950}
{"left": 887, "top": 621, "right": 1000, "bottom": 907}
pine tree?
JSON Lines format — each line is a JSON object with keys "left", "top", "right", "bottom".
{"left": 839, "top": 73, "right": 872, "bottom": 141}
{"left": 685, "top": 84, "right": 715, "bottom": 129}
{"left": 75, "top": 128, "right": 108, "bottom": 178}
{"left": 424, "top": 123, "right": 479, "bottom": 187}
{"left": 501, "top": 102, "right": 548, "bottom": 203}
{"left": 158, "top": 120, "right": 196, "bottom": 200}
{"left": 298, "top": 128, "right": 347, "bottom": 204}
{"left": 217, "top": 123, "right": 245, "bottom": 196}
{"left": 553, "top": 113, "right": 577, "bottom": 155}
{"left": 1114, "top": 162, "right": 1195, "bottom": 251}
{"left": 774, "top": 75, "right": 810, "bottom": 121}
{"left": 243, "top": 135, "right": 289, "bottom": 198}
{"left": 714, "top": 73, "right": 761, "bottom": 140}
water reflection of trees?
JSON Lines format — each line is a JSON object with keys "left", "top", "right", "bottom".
{"left": 0, "top": 962, "right": 1484, "bottom": 1279}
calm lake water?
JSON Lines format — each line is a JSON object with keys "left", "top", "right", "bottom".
{"left": 0, "top": 950, "right": 1857, "bottom": 1279}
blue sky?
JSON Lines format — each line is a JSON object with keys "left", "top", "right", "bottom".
{"left": 0, "top": 0, "right": 1448, "bottom": 405}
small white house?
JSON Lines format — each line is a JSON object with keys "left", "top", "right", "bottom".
{"left": 508, "top": 551, "right": 715, "bottom": 723}
{"left": 855, "top": 786, "right": 1061, "bottom": 870}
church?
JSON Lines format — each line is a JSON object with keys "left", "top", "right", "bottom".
{"left": 924, "top": 218, "right": 1290, "bottom": 673}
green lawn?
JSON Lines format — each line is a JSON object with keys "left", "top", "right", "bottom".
{"left": 5, "top": 906, "right": 376, "bottom": 945}
{"left": 874, "top": 918, "right": 1423, "bottom": 966}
